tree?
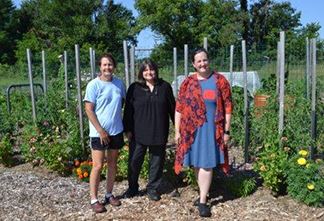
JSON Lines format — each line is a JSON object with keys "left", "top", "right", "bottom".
{"left": 249, "top": 0, "right": 301, "bottom": 51}
{"left": 0, "top": 0, "right": 18, "bottom": 64}
{"left": 14, "top": 0, "right": 137, "bottom": 77}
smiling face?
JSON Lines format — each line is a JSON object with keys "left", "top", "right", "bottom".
{"left": 192, "top": 51, "right": 210, "bottom": 76}
{"left": 142, "top": 65, "right": 156, "bottom": 83}
{"left": 99, "top": 57, "right": 115, "bottom": 78}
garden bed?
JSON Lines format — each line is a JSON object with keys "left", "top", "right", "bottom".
{"left": 1, "top": 147, "right": 323, "bottom": 221}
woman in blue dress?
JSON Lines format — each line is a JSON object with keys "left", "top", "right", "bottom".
{"left": 174, "top": 48, "right": 233, "bottom": 217}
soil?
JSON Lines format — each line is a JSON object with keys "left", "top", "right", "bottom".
{"left": 1, "top": 147, "right": 323, "bottom": 221}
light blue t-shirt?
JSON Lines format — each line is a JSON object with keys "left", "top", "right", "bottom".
{"left": 84, "top": 76, "right": 126, "bottom": 137}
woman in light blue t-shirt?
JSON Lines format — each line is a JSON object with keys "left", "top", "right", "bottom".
{"left": 84, "top": 53, "right": 126, "bottom": 213}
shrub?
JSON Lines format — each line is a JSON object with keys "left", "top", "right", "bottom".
{"left": 285, "top": 149, "right": 324, "bottom": 207}
{"left": 0, "top": 133, "right": 14, "bottom": 167}
{"left": 254, "top": 138, "right": 288, "bottom": 195}
{"left": 223, "top": 174, "right": 257, "bottom": 197}
{"left": 73, "top": 160, "right": 92, "bottom": 182}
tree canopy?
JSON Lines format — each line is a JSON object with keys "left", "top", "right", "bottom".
{"left": 0, "top": 0, "right": 322, "bottom": 68}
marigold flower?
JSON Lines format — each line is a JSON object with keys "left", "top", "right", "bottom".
{"left": 307, "top": 183, "right": 315, "bottom": 190}
{"left": 298, "top": 150, "right": 308, "bottom": 157}
{"left": 260, "top": 165, "right": 266, "bottom": 171}
{"left": 83, "top": 172, "right": 89, "bottom": 177}
{"left": 297, "top": 157, "right": 307, "bottom": 166}
{"left": 76, "top": 168, "right": 82, "bottom": 175}
{"left": 79, "top": 174, "right": 83, "bottom": 179}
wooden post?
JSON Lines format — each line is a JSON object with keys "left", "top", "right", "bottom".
{"left": 203, "top": 37, "right": 208, "bottom": 51}
{"left": 173, "top": 47, "right": 178, "bottom": 98}
{"left": 64, "top": 51, "right": 69, "bottom": 108}
{"left": 278, "top": 32, "right": 285, "bottom": 137}
{"left": 75, "top": 44, "right": 84, "bottom": 149}
{"left": 130, "top": 45, "right": 135, "bottom": 83}
{"left": 276, "top": 42, "right": 280, "bottom": 95}
{"left": 310, "top": 38, "right": 317, "bottom": 159}
{"left": 229, "top": 45, "right": 234, "bottom": 87}
{"left": 42, "top": 50, "right": 47, "bottom": 95}
{"left": 123, "top": 40, "right": 130, "bottom": 88}
{"left": 184, "top": 44, "right": 188, "bottom": 76}
{"left": 27, "top": 49, "right": 37, "bottom": 123}
{"left": 242, "top": 40, "right": 249, "bottom": 163}
{"left": 90, "top": 47, "right": 95, "bottom": 79}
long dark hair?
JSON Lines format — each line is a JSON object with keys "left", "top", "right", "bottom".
{"left": 138, "top": 59, "right": 159, "bottom": 85}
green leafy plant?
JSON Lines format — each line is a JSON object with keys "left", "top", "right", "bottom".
{"left": 0, "top": 133, "right": 14, "bottom": 167}
{"left": 285, "top": 149, "right": 324, "bottom": 207}
{"left": 254, "top": 138, "right": 288, "bottom": 195}
{"left": 223, "top": 174, "right": 257, "bottom": 197}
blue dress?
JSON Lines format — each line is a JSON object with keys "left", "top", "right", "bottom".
{"left": 183, "top": 75, "right": 224, "bottom": 168}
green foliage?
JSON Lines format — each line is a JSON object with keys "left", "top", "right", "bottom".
{"left": 231, "top": 86, "right": 248, "bottom": 147}
{"left": 223, "top": 174, "right": 257, "bottom": 197}
{"left": 285, "top": 150, "right": 324, "bottom": 207}
{"left": 254, "top": 138, "right": 288, "bottom": 195}
{"left": 0, "top": 133, "right": 14, "bottom": 167}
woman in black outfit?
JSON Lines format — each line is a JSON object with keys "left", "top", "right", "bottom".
{"left": 123, "top": 59, "right": 175, "bottom": 201}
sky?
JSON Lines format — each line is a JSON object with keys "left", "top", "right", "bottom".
{"left": 13, "top": 0, "right": 324, "bottom": 49}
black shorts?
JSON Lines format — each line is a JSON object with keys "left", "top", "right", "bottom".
{"left": 90, "top": 132, "right": 124, "bottom": 150}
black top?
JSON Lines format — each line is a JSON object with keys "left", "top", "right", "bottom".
{"left": 123, "top": 79, "right": 175, "bottom": 145}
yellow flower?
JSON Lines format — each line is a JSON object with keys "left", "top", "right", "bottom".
{"left": 298, "top": 150, "right": 308, "bottom": 157}
{"left": 76, "top": 168, "right": 82, "bottom": 175}
{"left": 297, "top": 157, "right": 307, "bottom": 166}
{"left": 260, "top": 165, "right": 267, "bottom": 171}
{"left": 307, "top": 183, "right": 315, "bottom": 190}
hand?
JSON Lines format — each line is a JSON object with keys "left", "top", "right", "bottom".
{"left": 126, "top": 131, "right": 132, "bottom": 141}
{"left": 98, "top": 129, "right": 110, "bottom": 145}
{"left": 224, "top": 134, "right": 230, "bottom": 145}
{"left": 175, "top": 131, "right": 180, "bottom": 145}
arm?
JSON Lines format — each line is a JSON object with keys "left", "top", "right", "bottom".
{"left": 84, "top": 102, "right": 110, "bottom": 144}
{"left": 219, "top": 75, "right": 233, "bottom": 145}
{"left": 175, "top": 111, "right": 181, "bottom": 144}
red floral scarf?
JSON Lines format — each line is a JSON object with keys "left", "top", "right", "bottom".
{"left": 174, "top": 71, "right": 233, "bottom": 174}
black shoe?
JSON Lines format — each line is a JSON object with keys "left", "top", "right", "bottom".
{"left": 147, "top": 190, "right": 161, "bottom": 201}
{"left": 198, "top": 203, "right": 211, "bottom": 217}
{"left": 123, "top": 189, "right": 139, "bottom": 198}
{"left": 193, "top": 197, "right": 210, "bottom": 206}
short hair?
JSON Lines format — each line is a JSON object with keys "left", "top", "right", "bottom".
{"left": 191, "top": 47, "right": 209, "bottom": 63}
{"left": 98, "top": 53, "right": 116, "bottom": 68}
{"left": 138, "top": 59, "right": 159, "bottom": 84}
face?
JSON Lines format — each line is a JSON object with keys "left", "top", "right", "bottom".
{"left": 100, "top": 57, "right": 115, "bottom": 77}
{"left": 192, "top": 51, "right": 210, "bottom": 75}
{"left": 142, "top": 65, "right": 156, "bottom": 82}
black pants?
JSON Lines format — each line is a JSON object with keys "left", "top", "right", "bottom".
{"left": 128, "top": 140, "right": 166, "bottom": 192}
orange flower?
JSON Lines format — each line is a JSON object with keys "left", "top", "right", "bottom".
{"left": 79, "top": 174, "right": 83, "bottom": 179}
{"left": 76, "top": 168, "right": 82, "bottom": 175}
{"left": 83, "top": 172, "right": 89, "bottom": 177}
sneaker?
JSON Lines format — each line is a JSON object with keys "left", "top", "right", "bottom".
{"left": 90, "top": 201, "right": 107, "bottom": 213}
{"left": 193, "top": 196, "right": 210, "bottom": 206}
{"left": 122, "top": 189, "right": 139, "bottom": 198}
{"left": 103, "top": 195, "right": 121, "bottom": 206}
{"left": 147, "top": 189, "right": 161, "bottom": 201}
{"left": 198, "top": 203, "right": 211, "bottom": 217}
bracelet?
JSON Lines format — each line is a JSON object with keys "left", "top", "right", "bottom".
{"left": 224, "top": 130, "right": 230, "bottom": 135}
